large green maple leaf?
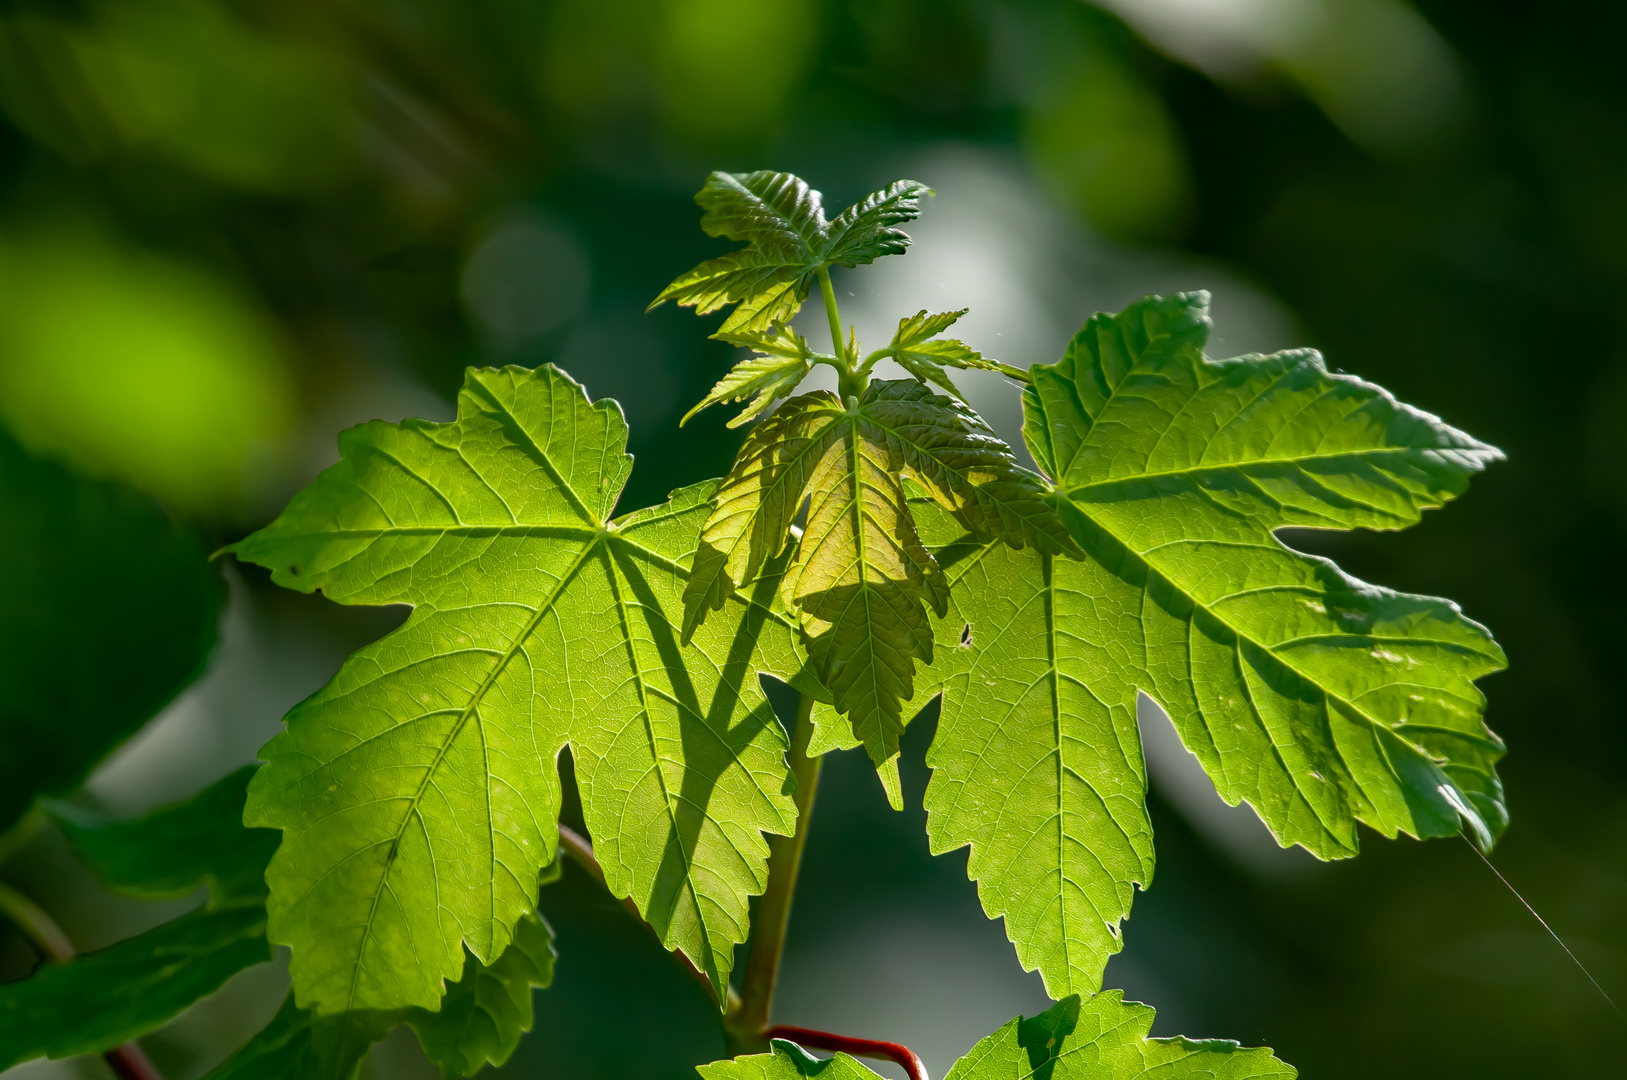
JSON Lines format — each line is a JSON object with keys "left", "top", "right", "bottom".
{"left": 893, "top": 292, "right": 1507, "bottom": 1000}
{"left": 682, "top": 379, "right": 1076, "bottom": 804}
{"left": 229, "top": 364, "right": 820, "bottom": 1014}
{"left": 700, "top": 992, "right": 1292, "bottom": 1080}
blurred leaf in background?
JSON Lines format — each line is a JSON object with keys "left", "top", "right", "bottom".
{"left": 0, "top": 0, "right": 359, "bottom": 192}
{"left": 0, "top": 431, "right": 221, "bottom": 832}
{"left": 0, "top": 226, "right": 294, "bottom": 511}
{"left": 540, "top": 0, "right": 820, "bottom": 144}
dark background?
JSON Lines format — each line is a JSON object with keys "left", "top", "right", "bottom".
{"left": 0, "top": 0, "right": 1622, "bottom": 1077}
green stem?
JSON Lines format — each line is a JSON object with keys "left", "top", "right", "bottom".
{"left": 816, "top": 266, "right": 845, "bottom": 363}
{"left": 0, "top": 880, "right": 74, "bottom": 961}
{"left": 0, "top": 881, "right": 166, "bottom": 1080}
{"left": 725, "top": 692, "right": 822, "bottom": 1053}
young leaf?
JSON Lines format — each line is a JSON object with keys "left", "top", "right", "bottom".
{"left": 51, "top": 765, "right": 277, "bottom": 906}
{"left": 650, "top": 171, "right": 929, "bottom": 334}
{"left": 205, "top": 913, "right": 555, "bottom": 1080}
{"left": 0, "top": 905, "right": 271, "bottom": 1070}
{"left": 229, "top": 365, "right": 818, "bottom": 1014}
{"left": 685, "top": 324, "right": 820, "bottom": 428}
{"left": 699, "top": 992, "right": 1293, "bottom": 1080}
{"left": 787, "top": 393, "right": 948, "bottom": 800}
{"left": 822, "top": 179, "right": 933, "bottom": 266}
{"left": 861, "top": 382, "right": 1079, "bottom": 557}
{"left": 877, "top": 309, "right": 1002, "bottom": 398}
{"left": 683, "top": 381, "right": 1073, "bottom": 785}
{"left": 917, "top": 292, "right": 1505, "bottom": 1000}
{"left": 0, "top": 429, "right": 221, "bottom": 832}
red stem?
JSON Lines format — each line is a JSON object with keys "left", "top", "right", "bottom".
{"left": 0, "top": 881, "right": 165, "bottom": 1080}
{"left": 761, "top": 1025, "right": 929, "bottom": 1080}
{"left": 103, "top": 1043, "right": 164, "bottom": 1080}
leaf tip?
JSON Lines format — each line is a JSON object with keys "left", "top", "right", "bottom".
{"left": 878, "top": 756, "right": 904, "bottom": 811}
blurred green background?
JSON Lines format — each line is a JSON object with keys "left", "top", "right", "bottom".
{"left": 1, "top": 0, "right": 1623, "bottom": 1076}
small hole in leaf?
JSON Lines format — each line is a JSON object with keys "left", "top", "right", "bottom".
{"left": 289, "top": 565, "right": 300, "bottom": 575}
{"left": 960, "top": 622, "right": 973, "bottom": 647}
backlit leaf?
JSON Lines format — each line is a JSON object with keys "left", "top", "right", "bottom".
{"left": 861, "top": 381, "right": 1079, "bottom": 557}
{"left": 914, "top": 494, "right": 1155, "bottom": 1001}
{"left": 685, "top": 324, "right": 822, "bottom": 428}
{"left": 651, "top": 171, "right": 929, "bottom": 335}
{"left": 944, "top": 993, "right": 1294, "bottom": 1080}
{"left": 230, "top": 364, "right": 818, "bottom": 1014}
{"left": 410, "top": 909, "right": 556, "bottom": 1077}
{"left": 699, "top": 1041, "right": 878, "bottom": 1080}
{"left": 879, "top": 309, "right": 1002, "bottom": 398}
{"left": 683, "top": 381, "right": 1070, "bottom": 785}
{"left": 917, "top": 292, "right": 1505, "bottom": 999}
{"left": 787, "top": 395, "right": 946, "bottom": 799}
{"left": 1025, "top": 292, "right": 1506, "bottom": 852}
{"left": 204, "top": 912, "right": 555, "bottom": 1080}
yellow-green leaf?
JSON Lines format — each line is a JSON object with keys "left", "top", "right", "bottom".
{"left": 230, "top": 365, "right": 818, "bottom": 1014}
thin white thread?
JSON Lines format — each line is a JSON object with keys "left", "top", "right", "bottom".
{"left": 1463, "top": 834, "right": 1619, "bottom": 1015}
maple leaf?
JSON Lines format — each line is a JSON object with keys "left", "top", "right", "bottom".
{"left": 228, "top": 364, "right": 821, "bottom": 1014}
{"left": 685, "top": 323, "right": 826, "bottom": 429}
{"left": 681, "top": 379, "right": 1075, "bottom": 802}
{"left": 649, "top": 171, "right": 931, "bottom": 335}
{"left": 905, "top": 292, "right": 1505, "bottom": 1000}
{"left": 872, "top": 309, "right": 1003, "bottom": 400}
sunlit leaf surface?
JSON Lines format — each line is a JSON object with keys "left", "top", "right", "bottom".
{"left": 650, "top": 171, "right": 930, "bottom": 334}
{"left": 231, "top": 364, "right": 817, "bottom": 1013}
{"left": 917, "top": 292, "right": 1505, "bottom": 998}
{"left": 683, "top": 380, "right": 1072, "bottom": 794}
